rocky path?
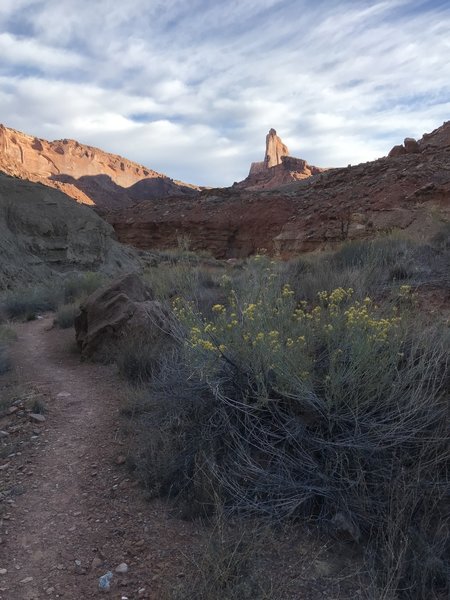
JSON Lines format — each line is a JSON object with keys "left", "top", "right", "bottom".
{"left": 0, "top": 317, "right": 196, "bottom": 599}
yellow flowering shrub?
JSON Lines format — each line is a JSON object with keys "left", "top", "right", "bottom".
{"left": 172, "top": 265, "right": 405, "bottom": 405}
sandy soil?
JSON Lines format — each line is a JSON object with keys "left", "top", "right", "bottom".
{"left": 0, "top": 316, "right": 197, "bottom": 599}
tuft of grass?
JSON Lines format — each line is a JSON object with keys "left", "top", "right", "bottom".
{"left": 116, "top": 333, "right": 174, "bottom": 384}
{"left": 30, "top": 397, "right": 47, "bottom": 414}
{"left": 55, "top": 303, "right": 79, "bottom": 329}
{"left": 60, "top": 271, "right": 107, "bottom": 304}
{"left": 0, "top": 324, "right": 16, "bottom": 375}
{"left": 170, "top": 515, "right": 275, "bottom": 600}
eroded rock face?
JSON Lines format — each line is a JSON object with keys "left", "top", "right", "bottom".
{"left": 0, "top": 172, "right": 140, "bottom": 290}
{"left": 0, "top": 124, "right": 200, "bottom": 209}
{"left": 265, "top": 128, "right": 289, "bottom": 168}
{"left": 237, "top": 128, "right": 324, "bottom": 190}
{"left": 108, "top": 121, "right": 450, "bottom": 258}
{"left": 74, "top": 273, "right": 174, "bottom": 360}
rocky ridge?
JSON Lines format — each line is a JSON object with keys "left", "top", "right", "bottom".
{"left": 0, "top": 124, "right": 200, "bottom": 210}
{"left": 108, "top": 121, "right": 450, "bottom": 258}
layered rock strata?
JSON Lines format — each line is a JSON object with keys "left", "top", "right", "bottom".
{"left": 108, "top": 122, "right": 450, "bottom": 258}
{"left": 0, "top": 124, "right": 200, "bottom": 209}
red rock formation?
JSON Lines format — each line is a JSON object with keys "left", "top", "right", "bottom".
{"left": 0, "top": 124, "right": 200, "bottom": 209}
{"left": 388, "top": 136, "right": 422, "bottom": 157}
{"left": 108, "top": 121, "right": 450, "bottom": 258}
{"left": 236, "top": 128, "right": 324, "bottom": 190}
{"left": 265, "top": 128, "right": 289, "bottom": 168}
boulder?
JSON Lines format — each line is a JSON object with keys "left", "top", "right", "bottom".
{"left": 388, "top": 144, "right": 407, "bottom": 158}
{"left": 404, "top": 137, "right": 420, "bottom": 153}
{"left": 74, "top": 273, "right": 174, "bottom": 360}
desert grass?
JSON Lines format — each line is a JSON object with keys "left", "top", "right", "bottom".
{"left": 0, "top": 271, "right": 107, "bottom": 324}
{"left": 0, "top": 323, "right": 17, "bottom": 375}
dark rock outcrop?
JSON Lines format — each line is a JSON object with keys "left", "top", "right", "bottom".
{"left": 75, "top": 273, "right": 174, "bottom": 361}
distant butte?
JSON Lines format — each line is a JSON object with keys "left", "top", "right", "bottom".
{"left": 234, "top": 128, "right": 325, "bottom": 190}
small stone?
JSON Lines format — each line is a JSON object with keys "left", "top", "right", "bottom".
{"left": 7, "top": 406, "right": 19, "bottom": 415}
{"left": 0, "top": 463, "right": 9, "bottom": 471}
{"left": 56, "top": 392, "right": 71, "bottom": 398}
{"left": 29, "top": 413, "right": 46, "bottom": 423}
{"left": 138, "top": 589, "right": 146, "bottom": 598}
{"left": 46, "top": 587, "right": 55, "bottom": 595}
{"left": 91, "top": 557, "right": 103, "bottom": 570}
{"left": 98, "top": 571, "right": 113, "bottom": 591}
{"left": 115, "top": 562, "right": 128, "bottom": 574}
{"left": 0, "top": 569, "right": 7, "bottom": 575}
{"left": 115, "top": 455, "right": 126, "bottom": 465}
{"left": 20, "top": 576, "right": 34, "bottom": 584}
{"left": 0, "top": 431, "right": 9, "bottom": 438}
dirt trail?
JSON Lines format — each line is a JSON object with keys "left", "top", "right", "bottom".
{"left": 0, "top": 317, "right": 196, "bottom": 599}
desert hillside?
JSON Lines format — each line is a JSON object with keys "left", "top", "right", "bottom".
{"left": 0, "top": 172, "right": 140, "bottom": 289}
{"left": 0, "top": 124, "right": 200, "bottom": 210}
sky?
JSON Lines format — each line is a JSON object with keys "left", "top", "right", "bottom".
{"left": 0, "top": 0, "right": 449, "bottom": 187}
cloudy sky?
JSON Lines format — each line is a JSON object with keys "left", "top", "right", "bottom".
{"left": 1, "top": 0, "right": 449, "bottom": 186}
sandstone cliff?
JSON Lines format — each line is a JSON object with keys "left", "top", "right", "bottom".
{"left": 0, "top": 172, "right": 140, "bottom": 289}
{"left": 236, "top": 128, "right": 324, "bottom": 190}
{"left": 0, "top": 124, "right": 200, "bottom": 210}
{"left": 108, "top": 121, "right": 450, "bottom": 258}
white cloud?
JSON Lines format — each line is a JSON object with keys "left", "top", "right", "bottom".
{"left": 0, "top": 0, "right": 449, "bottom": 185}
{"left": 0, "top": 33, "right": 83, "bottom": 71}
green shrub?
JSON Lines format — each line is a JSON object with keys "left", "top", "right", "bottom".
{"left": 123, "top": 249, "right": 448, "bottom": 599}
{"left": 123, "top": 353, "right": 219, "bottom": 516}
{"left": 55, "top": 303, "right": 79, "bottom": 329}
{"left": 2, "top": 284, "right": 58, "bottom": 320}
{"left": 0, "top": 324, "right": 17, "bottom": 344}
{"left": 0, "top": 272, "right": 106, "bottom": 322}
{"left": 143, "top": 261, "right": 224, "bottom": 305}
{"left": 116, "top": 333, "right": 174, "bottom": 384}
{"left": 61, "top": 272, "right": 107, "bottom": 304}
{"left": 168, "top": 263, "right": 448, "bottom": 598}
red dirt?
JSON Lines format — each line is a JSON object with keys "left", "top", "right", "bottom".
{"left": 0, "top": 317, "right": 197, "bottom": 599}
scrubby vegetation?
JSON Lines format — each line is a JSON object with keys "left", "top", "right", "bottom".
{"left": 0, "top": 271, "right": 106, "bottom": 324}
{"left": 120, "top": 230, "right": 449, "bottom": 600}
{"left": 0, "top": 323, "right": 17, "bottom": 375}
